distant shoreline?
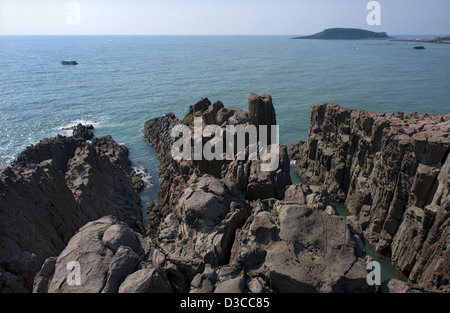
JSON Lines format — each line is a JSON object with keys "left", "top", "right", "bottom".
{"left": 389, "top": 37, "right": 450, "bottom": 44}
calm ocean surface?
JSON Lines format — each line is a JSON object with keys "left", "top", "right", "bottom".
{"left": 1, "top": 36, "right": 450, "bottom": 168}
{"left": 1, "top": 35, "right": 449, "bottom": 279}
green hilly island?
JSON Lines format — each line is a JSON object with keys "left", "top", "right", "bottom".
{"left": 293, "top": 28, "right": 391, "bottom": 40}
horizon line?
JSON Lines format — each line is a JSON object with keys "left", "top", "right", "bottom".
{"left": 1, "top": 33, "right": 449, "bottom": 37}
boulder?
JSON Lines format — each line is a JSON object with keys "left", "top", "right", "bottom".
{"left": 31, "top": 257, "right": 57, "bottom": 293}
{"left": 102, "top": 246, "right": 141, "bottom": 293}
{"left": 246, "top": 277, "right": 271, "bottom": 293}
{"left": 118, "top": 265, "right": 172, "bottom": 293}
{"left": 33, "top": 216, "right": 144, "bottom": 293}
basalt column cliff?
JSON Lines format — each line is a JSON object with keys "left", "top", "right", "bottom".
{"left": 290, "top": 103, "right": 450, "bottom": 291}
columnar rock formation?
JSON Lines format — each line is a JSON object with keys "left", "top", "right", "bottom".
{"left": 143, "top": 94, "right": 292, "bottom": 237}
{"left": 290, "top": 103, "right": 450, "bottom": 291}
{"left": 28, "top": 100, "right": 371, "bottom": 293}
{"left": 5, "top": 96, "right": 432, "bottom": 293}
{"left": 135, "top": 94, "right": 372, "bottom": 293}
{"left": 0, "top": 126, "right": 143, "bottom": 292}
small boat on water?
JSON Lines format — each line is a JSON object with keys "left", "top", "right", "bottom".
{"left": 61, "top": 60, "right": 78, "bottom": 65}
{"left": 413, "top": 46, "right": 425, "bottom": 50}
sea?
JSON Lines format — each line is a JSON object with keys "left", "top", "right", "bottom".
{"left": 1, "top": 35, "right": 450, "bottom": 282}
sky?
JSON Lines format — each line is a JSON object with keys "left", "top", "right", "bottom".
{"left": 0, "top": 0, "right": 449, "bottom": 36}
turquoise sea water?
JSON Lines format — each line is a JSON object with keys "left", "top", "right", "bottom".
{"left": 1, "top": 35, "right": 449, "bottom": 282}
{"left": 1, "top": 35, "right": 450, "bottom": 170}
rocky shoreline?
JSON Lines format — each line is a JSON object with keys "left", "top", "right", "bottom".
{"left": 1, "top": 97, "right": 448, "bottom": 293}
{"left": 390, "top": 36, "right": 450, "bottom": 44}
{"left": 290, "top": 103, "right": 450, "bottom": 291}
{"left": 0, "top": 125, "right": 143, "bottom": 292}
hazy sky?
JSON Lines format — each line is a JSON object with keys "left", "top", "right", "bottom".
{"left": 0, "top": 0, "right": 449, "bottom": 35}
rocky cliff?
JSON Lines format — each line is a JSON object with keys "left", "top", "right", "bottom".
{"left": 290, "top": 103, "right": 450, "bottom": 291}
{"left": 143, "top": 94, "right": 292, "bottom": 237}
{"left": 2, "top": 97, "right": 408, "bottom": 293}
{"left": 131, "top": 94, "right": 372, "bottom": 293}
{"left": 30, "top": 100, "right": 372, "bottom": 292}
{"left": 0, "top": 126, "right": 143, "bottom": 292}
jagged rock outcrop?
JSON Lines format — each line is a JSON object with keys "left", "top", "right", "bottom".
{"left": 141, "top": 96, "right": 373, "bottom": 293}
{"left": 72, "top": 124, "right": 94, "bottom": 140}
{"left": 290, "top": 103, "right": 450, "bottom": 291}
{"left": 0, "top": 129, "right": 143, "bottom": 292}
{"left": 154, "top": 175, "right": 250, "bottom": 292}
{"left": 158, "top": 180, "right": 371, "bottom": 293}
{"left": 143, "top": 94, "right": 291, "bottom": 236}
{"left": 143, "top": 112, "right": 187, "bottom": 236}
{"left": 229, "top": 185, "right": 371, "bottom": 293}
{"left": 248, "top": 93, "right": 277, "bottom": 143}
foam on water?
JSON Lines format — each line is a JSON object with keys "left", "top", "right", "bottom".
{"left": 57, "top": 117, "right": 102, "bottom": 137}
{"left": 133, "top": 163, "right": 153, "bottom": 188}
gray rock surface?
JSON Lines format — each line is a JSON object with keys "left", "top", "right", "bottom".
{"left": 118, "top": 266, "right": 172, "bottom": 293}
{"left": 143, "top": 94, "right": 291, "bottom": 236}
{"left": 102, "top": 246, "right": 141, "bottom": 293}
{"left": 155, "top": 175, "right": 250, "bottom": 291}
{"left": 379, "top": 279, "right": 437, "bottom": 293}
{"left": 248, "top": 93, "right": 277, "bottom": 144}
{"left": 144, "top": 112, "right": 186, "bottom": 237}
{"left": 230, "top": 186, "right": 372, "bottom": 293}
{"left": 33, "top": 216, "right": 143, "bottom": 293}
{"left": 190, "top": 264, "right": 246, "bottom": 293}
{"left": 223, "top": 144, "right": 292, "bottom": 201}
{"left": 140, "top": 96, "right": 378, "bottom": 294}
{"left": 290, "top": 103, "right": 450, "bottom": 291}
{"left": 10, "top": 96, "right": 448, "bottom": 294}
{"left": 0, "top": 129, "right": 143, "bottom": 292}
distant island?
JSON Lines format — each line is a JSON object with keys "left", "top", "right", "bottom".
{"left": 293, "top": 28, "right": 450, "bottom": 45}
{"left": 293, "top": 28, "right": 391, "bottom": 40}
